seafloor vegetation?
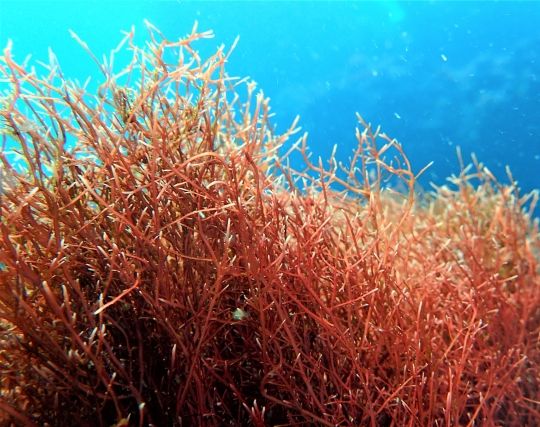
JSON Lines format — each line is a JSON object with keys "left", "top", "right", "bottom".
{"left": 0, "top": 23, "right": 539, "bottom": 426}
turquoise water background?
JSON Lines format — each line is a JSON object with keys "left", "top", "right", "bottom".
{"left": 1, "top": 0, "right": 539, "bottom": 205}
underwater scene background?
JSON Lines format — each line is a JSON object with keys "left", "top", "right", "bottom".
{"left": 2, "top": 2, "right": 540, "bottom": 425}
{"left": 1, "top": 0, "right": 539, "bottom": 201}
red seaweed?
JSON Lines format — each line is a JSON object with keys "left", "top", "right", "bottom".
{"left": 1, "top": 23, "right": 539, "bottom": 426}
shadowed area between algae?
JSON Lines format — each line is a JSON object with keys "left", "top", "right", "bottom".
{"left": 0, "top": 23, "right": 539, "bottom": 427}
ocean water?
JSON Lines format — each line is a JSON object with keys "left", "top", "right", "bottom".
{"left": 1, "top": 0, "right": 539, "bottom": 209}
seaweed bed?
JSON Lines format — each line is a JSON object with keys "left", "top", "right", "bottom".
{"left": 1, "top": 24, "right": 539, "bottom": 426}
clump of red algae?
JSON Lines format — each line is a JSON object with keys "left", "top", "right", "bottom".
{"left": 1, "top": 23, "right": 539, "bottom": 426}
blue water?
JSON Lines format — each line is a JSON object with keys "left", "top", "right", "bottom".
{"left": 1, "top": 1, "right": 539, "bottom": 207}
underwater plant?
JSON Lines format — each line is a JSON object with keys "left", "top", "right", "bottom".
{"left": 0, "top": 22, "right": 539, "bottom": 426}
